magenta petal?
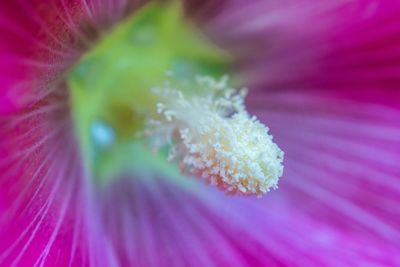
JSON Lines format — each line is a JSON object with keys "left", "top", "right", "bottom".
{"left": 247, "top": 89, "right": 400, "bottom": 265}
{"left": 204, "top": 1, "right": 400, "bottom": 92}
{"left": 0, "top": 0, "right": 125, "bottom": 114}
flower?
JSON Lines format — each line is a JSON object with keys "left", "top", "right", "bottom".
{"left": 1, "top": 1, "right": 400, "bottom": 266}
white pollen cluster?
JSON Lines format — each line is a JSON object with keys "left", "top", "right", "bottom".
{"left": 150, "top": 75, "right": 284, "bottom": 196}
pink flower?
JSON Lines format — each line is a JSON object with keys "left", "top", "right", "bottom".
{"left": 1, "top": 1, "right": 400, "bottom": 266}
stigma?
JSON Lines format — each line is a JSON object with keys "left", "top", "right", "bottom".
{"left": 149, "top": 75, "right": 284, "bottom": 196}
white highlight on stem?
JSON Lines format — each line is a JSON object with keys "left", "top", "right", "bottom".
{"left": 150, "top": 75, "right": 284, "bottom": 196}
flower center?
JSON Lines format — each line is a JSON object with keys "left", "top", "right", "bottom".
{"left": 68, "top": 2, "right": 230, "bottom": 183}
{"left": 67, "top": 1, "right": 284, "bottom": 195}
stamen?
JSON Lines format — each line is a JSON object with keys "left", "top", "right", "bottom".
{"left": 149, "top": 75, "right": 284, "bottom": 196}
